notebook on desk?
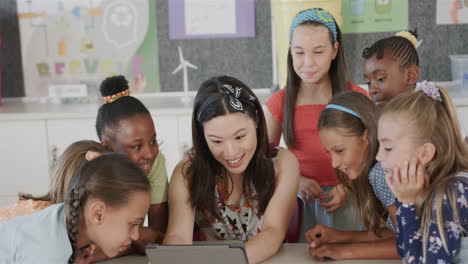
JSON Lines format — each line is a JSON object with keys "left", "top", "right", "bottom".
{"left": 145, "top": 242, "right": 248, "bottom": 264}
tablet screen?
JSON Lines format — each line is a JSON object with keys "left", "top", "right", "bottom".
{"left": 146, "top": 243, "right": 248, "bottom": 264}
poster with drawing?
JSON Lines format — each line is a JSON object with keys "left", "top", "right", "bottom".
{"left": 341, "top": 0, "right": 408, "bottom": 33}
{"left": 436, "top": 0, "right": 468, "bottom": 24}
{"left": 17, "top": 0, "right": 160, "bottom": 99}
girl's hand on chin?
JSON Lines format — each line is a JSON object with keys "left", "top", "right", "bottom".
{"left": 386, "top": 158, "right": 427, "bottom": 204}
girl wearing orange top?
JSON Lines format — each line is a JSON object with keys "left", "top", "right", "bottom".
{"left": 0, "top": 140, "right": 106, "bottom": 222}
{"left": 265, "top": 8, "right": 368, "bottom": 242}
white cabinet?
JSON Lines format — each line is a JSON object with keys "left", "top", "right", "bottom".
{"left": 0, "top": 120, "right": 49, "bottom": 207}
{"left": 153, "top": 115, "right": 180, "bottom": 178}
{"left": 0, "top": 114, "right": 192, "bottom": 208}
{"left": 46, "top": 118, "right": 99, "bottom": 179}
{"left": 177, "top": 115, "right": 192, "bottom": 161}
{"left": 178, "top": 115, "right": 192, "bottom": 152}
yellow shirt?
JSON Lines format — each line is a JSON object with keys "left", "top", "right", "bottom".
{"left": 147, "top": 152, "right": 169, "bottom": 204}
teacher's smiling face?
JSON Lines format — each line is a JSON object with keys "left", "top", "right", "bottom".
{"left": 203, "top": 112, "right": 257, "bottom": 178}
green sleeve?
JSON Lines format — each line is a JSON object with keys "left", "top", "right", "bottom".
{"left": 147, "top": 152, "right": 169, "bottom": 204}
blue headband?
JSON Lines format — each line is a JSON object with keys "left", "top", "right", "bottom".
{"left": 289, "top": 8, "right": 338, "bottom": 42}
{"left": 325, "top": 104, "right": 361, "bottom": 119}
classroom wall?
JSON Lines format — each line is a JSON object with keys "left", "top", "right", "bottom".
{"left": 156, "top": 0, "right": 273, "bottom": 92}
{"left": 1, "top": 0, "right": 468, "bottom": 97}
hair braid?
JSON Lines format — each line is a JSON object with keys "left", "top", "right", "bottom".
{"left": 362, "top": 30, "right": 419, "bottom": 68}
{"left": 67, "top": 187, "right": 86, "bottom": 263}
{"left": 63, "top": 153, "right": 151, "bottom": 262}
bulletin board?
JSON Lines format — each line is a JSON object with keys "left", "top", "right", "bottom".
{"left": 16, "top": 0, "right": 160, "bottom": 98}
{"left": 11, "top": 0, "right": 272, "bottom": 96}
{"left": 156, "top": 0, "right": 273, "bottom": 92}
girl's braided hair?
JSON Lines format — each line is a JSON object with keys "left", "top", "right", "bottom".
{"left": 362, "top": 30, "right": 419, "bottom": 68}
{"left": 65, "top": 153, "right": 150, "bottom": 263}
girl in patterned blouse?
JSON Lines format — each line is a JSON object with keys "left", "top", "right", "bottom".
{"left": 377, "top": 82, "right": 468, "bottom": 264}
{"left": 163, "top": 76, "right": 300, "bottom": 264}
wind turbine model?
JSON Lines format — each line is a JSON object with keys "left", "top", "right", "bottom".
{"left": 172, "top": 46, "right": 198, "bottom": 103}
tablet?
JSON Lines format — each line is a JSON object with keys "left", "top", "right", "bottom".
{"left": 146, "top": 242, "right": 249, "bottom": 264}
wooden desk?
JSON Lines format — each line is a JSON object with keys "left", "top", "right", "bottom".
{"left": 99, "top": 243, "right": 401, "bottom": 264}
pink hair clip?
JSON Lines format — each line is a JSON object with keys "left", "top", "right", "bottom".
{"left": 416, "top": 81, "right": 442, "bottom": 102}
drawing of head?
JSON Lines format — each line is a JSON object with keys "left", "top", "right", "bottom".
{"left": 102, "top": 0, "right": 138, "bottom": 48}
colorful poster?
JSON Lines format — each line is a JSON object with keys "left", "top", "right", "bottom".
{"left": 169, "top": 0, "right": 255, "bottom": 39}
{"left": 436, "top": 0, "right": 468, "bottom": 24}
{"left": 341, "top": 0, "right": 408, "bottom": 33}
{"left": 17, "top": 0, "right": 159, "bottom": 99}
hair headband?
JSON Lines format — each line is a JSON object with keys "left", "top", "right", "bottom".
{"left": 197, "top": 84, "right": 256, "bottom": 122}
{"left": 102, "top": 89, "right": 130, "bottom": 104}
{"left": 416, "top": 80, "right": 442, "bottom": 102}
{"left": 395, "top": 31, "right": 419, "bottom": 49}
{"left": 289, "top": 8, "right": 338, "bottom": 42}
{"left": 325, "top": 104, "right": 361, "bottom": 119}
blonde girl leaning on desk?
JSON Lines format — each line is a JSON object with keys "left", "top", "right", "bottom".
{"left": 163, "top": 75, "right": 300, "bottom": 264}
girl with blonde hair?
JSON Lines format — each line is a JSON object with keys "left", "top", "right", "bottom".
{"left": 377, "top": 82, "right": 468, "bottom": 263}
{"left": 0, "top": 140, "right": 106, "bottom": 222}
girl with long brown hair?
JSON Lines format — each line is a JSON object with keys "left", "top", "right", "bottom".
{"left": 265, "top": 8, "right": 368, "bottom": 241}
{"left": 306, "top": 91, "right": 399, "bottom": 260}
